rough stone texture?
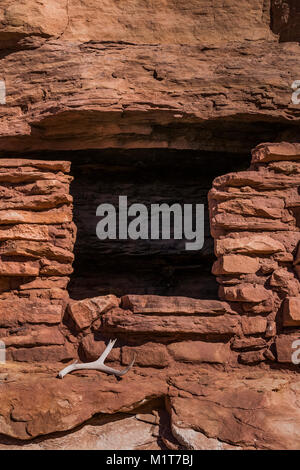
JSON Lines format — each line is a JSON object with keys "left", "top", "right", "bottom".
{"left": 0, "top": 40, "right": 299, "bottom": 155}
{"left": 68, "top": 295, "right": 120, "bottom": 331}
{"left": 0, "top": 0, "right": 275, "bottom": 47}
{"left": 0, "top": 159, "right": 76, "bottom": 363}
{"left": 209, "top": 142, "right": 300, "bottom": 371}
{"left": 0, "top": 414, "right": 162, "bottom": 450}
{"left": 102, "top": 307, "right": 240, "bottom": 337}
{"left": 0, "top": 0, "right": 300, "bottom": 451}
{"left": 0, "top": 363, "right": 167, "bottom": 440}
{"left": 122, "top": 343, "right": 170, "bottom": 369}
{"left": 0, "top": 300, "right": 63, "bottom": 326}
{"left": 275, "top": 335, "right": 300, "bottom": 363}
{"left": 283, "top": 297, "right": 300, "bottom": 326}
{"left": 122, "top": 294, "right": 234, "bottom": 315}
{"left": 168, "top": 370, "right": 300, "bottom": 450}
{"left": 0, "top": 365, "right": 299, "bottom": 451}
{"left": 167, "top": 341, "right": 230, "bottom": 364}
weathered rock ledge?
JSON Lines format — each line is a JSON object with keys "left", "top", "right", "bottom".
{"left": 0, "top": 40, "right": 299, "bottom": 155}
{"left": 0, "top": 364, "right": 299, "bottom": 450}
{"left": 0, "top": 0, "right": 300, "bottom": 450}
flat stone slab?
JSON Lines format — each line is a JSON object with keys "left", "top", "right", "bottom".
{"left": 0, "top": 364, "right": 299, "bottom": 450}
{"left": 168, "top": 369, "right": 300, "bottom": 450}
{"left": 0, "top": 363, "right": 167, "bottom": 440}
{"left": 121, "top": 295, "right": 235, "bottom": 315}
{"left": 102, "top": 308, "right": 240, "bottom": 336}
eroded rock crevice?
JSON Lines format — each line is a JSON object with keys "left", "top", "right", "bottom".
{"left": 271, "top": 0, "right": 300, "bottom": 42}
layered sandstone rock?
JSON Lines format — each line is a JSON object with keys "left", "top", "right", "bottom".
{"left": 0, "top": 159, "right": 76, "bottom": 362}
{"left": 0, "top": 0, "right": 300, "bottom": 452}
{"left": 0, "top": 363, "right": 299, "bottom": 450}
{"left": 0, "top": 143, "right": 299, "bottom": 448}
{"left": 168, "top": 369, "right": 300, "bottom": 450}
{"left": 0, "top": 0, "right": 275, "bottom": 46}
{"left": 0, "top": 39, "right": 299, "bottom": 156}
{"left": 209, "top": 142, "right": 300, "bottom": 366}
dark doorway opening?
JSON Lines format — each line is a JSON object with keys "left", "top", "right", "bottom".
{"left": 67, "top": 149, "right": 249, "bottom": 300}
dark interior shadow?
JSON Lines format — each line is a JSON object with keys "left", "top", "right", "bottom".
{"left": 67, "top": 148, "right": 249, "bottom": 300}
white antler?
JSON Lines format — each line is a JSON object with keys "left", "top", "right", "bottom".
{"left": 58, "top": 339, "right": 135, "bottom": 379}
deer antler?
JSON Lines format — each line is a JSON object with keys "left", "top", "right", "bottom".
{"left": 57, "top": 339, "right": 135, "bottom": 379}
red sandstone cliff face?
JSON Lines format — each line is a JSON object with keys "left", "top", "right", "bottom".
{"left": 0, "top": 0, "right": 299, "bottom": 451}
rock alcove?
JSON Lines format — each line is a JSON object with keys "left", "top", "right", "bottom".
{"left": 0, "top": 141, "right": 299, "bottom": 450}
{"left": 68, "top": 147, "right": 249, "bottom": 300}
{"left": 0, "top": 0, "right": 300, "bottom": 449}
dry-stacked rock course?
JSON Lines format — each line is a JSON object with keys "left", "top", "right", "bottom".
{"left": 64, "top": 144, "right": 300, "bottom": 372}
{"left": 0, "top": 159, "right": 76, "bottom": 362}
{"left": 0, "top": 0, "right": 300, "bottom": 452}
{"left": 209, "top": 142, "right": 300, "bottom": 365}
{"left": 0, "top": 146, "right": 299, "bottom": 450}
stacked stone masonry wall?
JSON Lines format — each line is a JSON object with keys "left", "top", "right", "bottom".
{"left": 0, "top": 143, "right": 299, "bottom": 369}
{"left": 66, "top": 142, "right": 300, "bottom": 370}
{"left": 209, "top": 142, "right": 300, "bottom": 365}
{"left": 0, "top": 159, "right": 77, "bottom": 362}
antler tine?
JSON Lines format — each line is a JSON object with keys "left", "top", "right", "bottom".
{"left": 57, "top": 339, "right": 135, "bottom": 379}
{"left": 116, "top": 354, "right": 136, "bottom": 376}
{"left": 57, "top": 360, "right": 78, "bottom": 379}
{"left": 95, "top": 354, "right": 136, "bottom": 377}
{"left": 97, "top": 339, "right": 117, "bottom": 363}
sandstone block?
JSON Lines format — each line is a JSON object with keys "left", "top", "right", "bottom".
{"left": 0, "top": 193, "right": 72, "bottom": 211}
{"left": 0, "top": 300, "right": 63, "bottom": 327}
{"left": 121, "top": 294, "right": 234, "bottom": 315}
{"left": 18, "top": 277, "right": 69, "bottom": 290}
{"left": 2, "top": 327, "right": 65, "bottom": 347}
{"left": 241, "top": 317, "right": 267, "bottom": 335}
{"left": 0, "top": 241, "right": 74, "bottom": 262}
{"left": 212, "top": 255, "right": 259, "bottom": 275}
{"left": 270, "top": 269, "right": 300, "bottom": 296}
{"left": 167, "top": 341, "right": 230, "bottom": 364}
{"left": 242, "top": 298, "right": 274, "bottom": 314}
{"left": 39, "top": 261, "right": 73, "bottom": 276}
{"left": 122, "top": 343, "right": 169, "bottom": 368}
{"left": 0, "top": 224, "right": 50, "bottom": 241}
{"left": 216, "top": 235, "right": 285, "bottom": 256}
{"left": 274, "top": 252, "right": 294, "bottom": 263}
{"left": 0, "top": 260, "right": 40, "bottom": 277}
{"left": 259, "top": 259, "right": 278, "bottom": 275}
{"left": 239, "top": 350, "right": 265, "bottom": 364}
{"left": 0, "top": 207, "right": 72, "bottom": 225}
{"left": 81, "top": 335, "right": 120, "bottom": 362}
{"left": 282, "top": 297, "right": 300, "bottom": 327}
{"left": 213, "top": 213, "right": 289, "bottom": 232}
{"left": 276, "top": 335, "right": 300, "bottom": 363}
{"left": 232, "top": 337, "right": 267, "bottom": 351}
{"left": 213, "top": 171, "right": 300, "bottom": 191}
{"left": 216, "top": 197, "right": 283, "bottom": 219}
{"left": 68, "top": 295, "right": 120, "bottom": 330}
{"left": 219, "top": 284, "right": 270, "bottom": 303}
{"left": 7, "top": 343, "right": 76, "bottom": 363}
{"left": 252, "top": 143, "right": 300, "bottom": 164}
{"left": 102, "top": 309, "right": 240, "bottom": 336}
{"left": 0, "top": 159, "right": 71, "bottom": 173}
